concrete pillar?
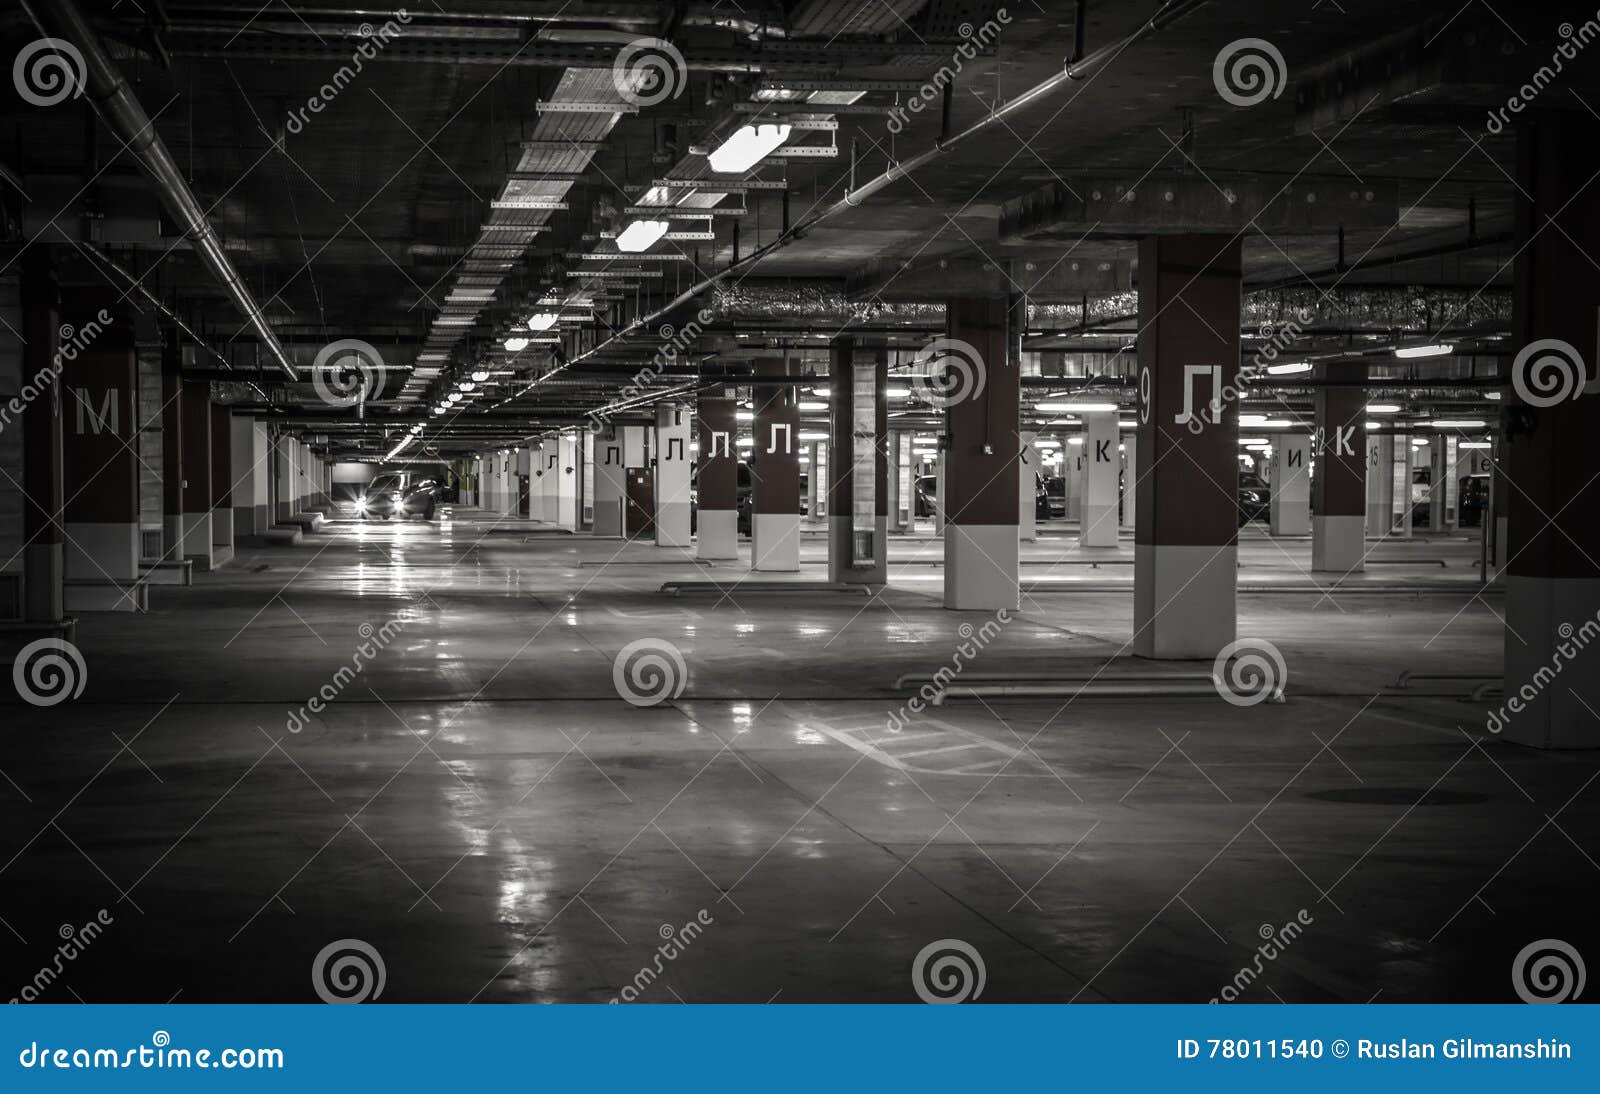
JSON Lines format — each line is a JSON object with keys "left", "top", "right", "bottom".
{"left": 1133, "top": 235, "right": 1240, "bottom": 659}
{"left": 162, "top": 331, "right": 187, "bottom": 550}
{"left": 210, "top": 405, "right": 233, "bottom": 564}
{"left": 230, "top": 416, "right": 264, "bottom": 536}
{"left": 1120, "top": 431, "right": 1137, "bottom": 528}
{"left": 1080, "top": 411, "right": 1119, "bottom": 547}
{"left": 889, "top": 432, "right": 912, "bottom": 533}
{"left": 695, "top": 389, "right": 738, "bottom": 558}
{"left": 535, "top": 440, "right": 556, "bottom": 521}
{"left": 1269, "top": 433, "right": 1312, "bottom": 536}
{"left": 17, "top": 250, "right": 65, "bottom": 623}
{"left": 1428, "top": 438, "right": 1446, "bottom": 530}
{"left": 943, "top": 297, "right": 1018, "bottom": 610}
{"left": 933, "top": 451, "right": 946, "bottom": 535}
{"left": 827, "top": 338, "right": 887, "bottom": 585}
{"left": 179, "top": 380, "right": 213, "bottom": 569}
{"left": 654, "top": 404, "right": 692, "bottom": 547}
{"left": 1500, "top": 113, "right": 1600, "bottom": 748}
{"left": 1312, "top": 366, "right": 1366, "bottom": 572}
{"left": 60, "top": 292, "right": 142, "bottom": 610}
{"left": 556, "top": 430, "right": 579, "bottom": 531}
{"left": 135, "top": 321, "right": 162, "bottom": 558}
{"left": 751, "top": 361, "right": 800, "bottom": 570}
{"left": 1065, "top": 443, "right": 1083, "bottom": 522}
{"left": 593, "top": 426, "right": 626, "bottom": 538}
{"left": 1366, "top": 433, "right": 1393, "bottom": 536}
{"left": 806, "top": 443, "right": 821, "bottom": 518}
{"left": 1018, "top": 433, "right": 1038, "bottom": 543}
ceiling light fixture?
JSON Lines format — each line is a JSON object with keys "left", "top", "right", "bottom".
{"left": 1394, "top": 343, "right": 1453, "bottom": 359}
{"left": 616, "top": 219, "right": 669, "bottom": 253}
{"left": 503, "top": 336, "right": 530, "bottom": 352}
{"left": 708, "top": 123, "right": 793, "bottom": 173}
{"left": 1264, "top": 361, "right": 1312, "bottom": 375}
{"left": 526, "top": 313, "right": 560, "bottom": 332}
{"left": 1036, "top": 401, "right": 1120, "bottom": 413}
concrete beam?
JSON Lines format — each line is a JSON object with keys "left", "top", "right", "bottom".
{"left": 848, "top": 255, "right": 1131, "bottom": 302}
{"left": 1000, "top": 178, "right": 1400, "bottom": 242}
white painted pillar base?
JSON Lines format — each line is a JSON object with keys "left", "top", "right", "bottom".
{"left": 944, "top": 524, "right": 1019, "bottom": 611}
{"left": 1018, "top": 436, "right": 1038, "bottom": 542}
{"left": 1133, "top": 544, "right": 1236, "bottom": 659}
{"left": 1312, "top": 514, "right": 1365, "bottom": 572}
{"left": 752, "top": 512, "right": 800, "bottom": 571}
{"left": 697, "top": 510, "right": 738, "bottom": 559}
{"left": 180, "top": 512, "right": 214, "bottom": 569}
{"left": 1081, "top": 502, "right": 1120, "bottom": 547}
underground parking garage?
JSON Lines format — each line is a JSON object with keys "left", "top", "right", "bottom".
{"left": 0, "top": 0, "right": 1597, "bottom": 1011}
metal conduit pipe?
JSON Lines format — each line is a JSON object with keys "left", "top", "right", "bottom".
{"left": 21, "top": 0, "right": 299, "bottom": 382}
{"left": 506, "top": 0, "right": 1213, "bottom": 408}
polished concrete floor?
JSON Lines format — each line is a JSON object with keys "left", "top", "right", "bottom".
{"left": 1, "top": 508, "right": 1596, "bottom": 1003}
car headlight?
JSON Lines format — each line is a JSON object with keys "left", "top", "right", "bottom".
{"left": 354, "top": 497, "right": 367, "bottom": 511}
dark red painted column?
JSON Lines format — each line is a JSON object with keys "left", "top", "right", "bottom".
{"left": 696, "top": 385, "right": 738, "bottom": 559}
{"left": 1312, "top": 365, "right": 1367, "bottom": 572}
{"left": 60, "top": 290, "right": 141, "bottom": 611}
{"left": 19, "top": 248, "right": 64, "bottom": 622}
{"left": 1500, "top": 114, "right": 1600, "bottom": 748}
{"left": 1134, "top": 235, "right": 1241, "bottom": 658}
{"left": 211, "top": 404, "right": 234, "bottom": 559}
{"left": 179, "top": 378, "right": 214, "bottom": 569}
{"left": 751, "top": 358, "right": 799, "bottom": 570}
{"left": 942, "top": 297, "right": 1018, "bottom": 610}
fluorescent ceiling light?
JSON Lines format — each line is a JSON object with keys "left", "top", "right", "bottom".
{"left": 797, "top": 400, "right": 827, "bottom": 412}
{"left": 1395, "top": 343, "right": 1453, "bottom": 359}
{"left": 809, "top": 387, "right": 830, "bottom": 398}
{"left": 616, "top": 219, "right": 670, "bottom": 253}
{"left": 798, "top": 431, "right": 829, "bottom": 442}
{"left": 526, "top": 313, "right": 560, "bottom": 332}
{"left": 1032, "top": 439, "right": 1062, "bottom": 448}
{"left": 503, "top": 336, "right": 530, "bottom": 352}
{"left": 1237, "top": 437, "right": 1268, "bottom": 445}
{"left": 471, "top": 371, "right": 489, "bottom": 383}
{"left": 1036, "top": 401, "right": 1119, "bottom": 413}
{"left": 708, "top": 123, "right": 792, "bottom": 173}
{"left": 1432, "top": 419, "right": 1485, "bottom": 429}
{"left": 885, "top": 387, "right": 910, "bottom": 398}
{"left": 1367, "top": 403, "right": 1401, "bottom": 413}
{"left": 1460, "top": 441, "right": 1491, "bottom": 449}
{"left": 1486, "top": 391, "right": 1502, "bottom": 400}
{"left": 1067, "top": 437, "right": 1084, "bottom": 446}
{"left": 1264, "top": 361, "right": 1312, "bottom": 375}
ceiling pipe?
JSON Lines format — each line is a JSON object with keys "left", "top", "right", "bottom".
{"left": 21, "top": 0, "right": 298, "bottom": 382}
{"left": 502, "top": 0, "right": 1213, "bottom": 410}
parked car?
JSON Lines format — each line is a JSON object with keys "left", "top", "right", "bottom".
{"left": 1459, "top": 473, "right": 1489, "bottom": 528}
{"left": 1237, "top": 473, "right": 1270, "bottom": 525}
{"left": 1039, "top": 475, "right": 1067, "bottom": 519}
{"left": 355, "top": 474, "right": 439, "bottom": 521}
{"left": 914, "top": 473, "right": 939, "bottom": 518}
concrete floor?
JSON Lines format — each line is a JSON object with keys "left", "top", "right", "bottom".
{"left": 2, "top": 509, "right": 1596, "bottom": 1003}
